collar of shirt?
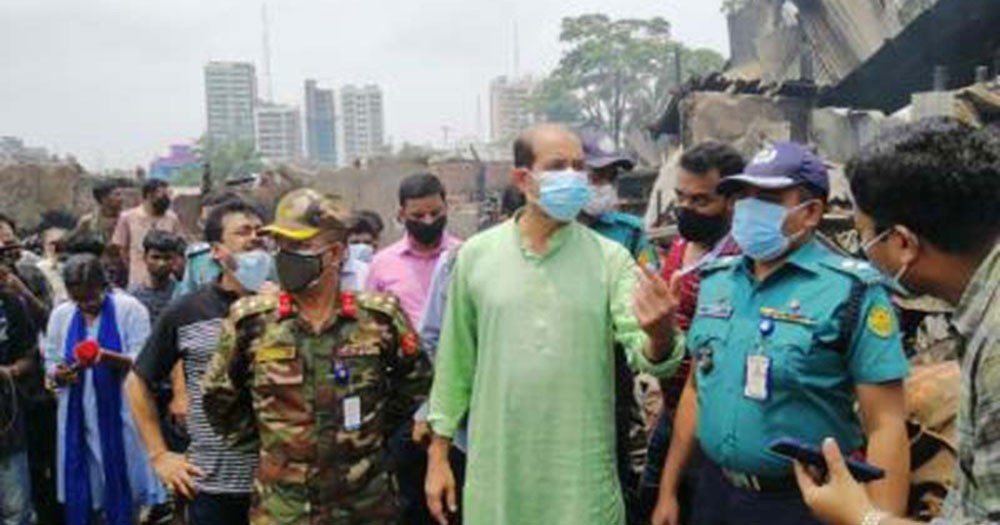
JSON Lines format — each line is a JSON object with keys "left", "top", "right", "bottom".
{"left": 953, "top": 241, "right": 1000, "bottom": 339}
{"left": 401, "top": 233, "right": 459, "bottom": 259}
{"left": 512, "top": 210, "right": 576, "bottom": 261}
{"left": 735, "top": 235, "right": 826, "bottom": 281}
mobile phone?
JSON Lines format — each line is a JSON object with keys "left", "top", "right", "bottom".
{"left": 768, "top": 437, "right": 885, "bottom": 482}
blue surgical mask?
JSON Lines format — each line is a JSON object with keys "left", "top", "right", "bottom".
{"left": 535, "top": 169, "right": 593, "bottom": 223}
{"left": 348, "top": 243, "right": 374, "bottom": 264}
{"left": 233, "top": 249, "right": 274, "bottom": 292}
{"left": 732, "top": 197, "right": 811, "bottom": 262}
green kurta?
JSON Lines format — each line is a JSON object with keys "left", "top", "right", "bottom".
{"left": 428, "top": 217, "right": 682, "bottom": 525}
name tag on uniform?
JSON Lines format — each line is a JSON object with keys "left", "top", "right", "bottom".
{"left": 744, "top": 355, "right": 770, "bottom": 401}
{"left": 256, "top": 345, "right": 296, "bottom": 363}
{"left": 336, "top": 344, "right": 380, "bottom": 358}
{"left": 697, "top": 302, "right": 733, "bottom": 319}
{"left": 343, "top": 396, "right": 362, "bottom": 431}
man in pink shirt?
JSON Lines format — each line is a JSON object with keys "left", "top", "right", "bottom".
{"left": 365, "top": 173, "right": 460, "bottom": 326}
{"left": 111, "top": 178, "right": 183, "bottom": 289}
{"left": 366, "top": 172, "right": 458, "bottom": 525}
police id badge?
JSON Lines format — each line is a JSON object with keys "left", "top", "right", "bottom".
{"left": 343, "top": 396, "right": 362, "bottom": 431}
{"left": 744, "top": 355, "right": 771, "bottom": 401}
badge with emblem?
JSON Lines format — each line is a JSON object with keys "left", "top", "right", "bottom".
{"left": 867, "top": 305, "right": 894, "bottom": 338}
{"left": 331, "top": 361, "right": 350, "bottom": 384}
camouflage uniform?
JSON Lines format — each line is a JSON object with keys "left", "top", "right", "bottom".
{"left": 202, "top": 290, "right": 432, "bottom": 525}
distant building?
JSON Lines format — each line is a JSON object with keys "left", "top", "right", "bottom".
{"left": 254, "top": 103, "right": 302, "bottom": 162}
{"left": 0, "top": 136, "right": 51, "bottom": 164}
{"left": 340, "top": 84, "right": 385, "bottom": 165}
{"left": 304, "top": 80, "right": 337, "bottom": 166}
{"left": 489, "top": 75, "right": 537, "bottom": 144}
{"left": 149, "top": 144, "right": 199, "bottom": 181}
{"left": 204, "top": 61, "right": 258, "bottom": 145}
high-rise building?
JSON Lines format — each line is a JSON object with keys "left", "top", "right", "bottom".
{"left": 340, "top": 84, "right": 385, "bottom": 165}
{"left": 204, "top": 61, "right": 258, "bottom": 145}
{"left": 254, "top": 103, "right": 302, "bottom": 162}
{"left": 489, "top": 75, "right": 537, "bottom": 144}
{"left": 304, "top": 80, "right": 337, "bottom": 166}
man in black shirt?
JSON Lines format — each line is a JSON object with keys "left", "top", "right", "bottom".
{"left": 125, "top": 200, "right": 268, "bottom": 525}
{"left": 0, "top": 289, "right": 39, "bottom": 525}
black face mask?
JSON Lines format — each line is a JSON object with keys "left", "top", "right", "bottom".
{"left": 275, "top": 249, "right": 325, "bottom": 293}
{"left": 405, "top": 216, "right": 447, "bottom": 246}
{"left": 152, "top": 196, "right": 171, "bottom": 215}
{"left": 677, "top": 208, "right": 728, "bottom": 245}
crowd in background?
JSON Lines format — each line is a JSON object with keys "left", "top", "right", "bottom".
{"left": 0, "top": 117, "right": 997, "bottom": 525}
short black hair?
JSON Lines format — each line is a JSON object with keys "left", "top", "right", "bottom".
{"left": 62, "top": 253, "right": 107, "bottom": 289}
{"left": 348, "top": 214, "right": 378, "bottom": 237}
{"left": 0, "top": 213, "right": 16, "bottom": 233}
{"left": 61, "top": 231, "right": 105, "bottom": 258}
{"left": 143, "top": 229, "right": 184, "bottom": 255}
{"left": 501, "top": 184, "right": 526, "bottom": 216}
{"left": 92, "top": 179, "right": 123, "bottom": 204}
{"left": 679, "top": 141, "right": 746, "bottom": 179}
{"left": 398, "top": 173, "right": 446, "bottom": 206}
{"left": 204, "top": 200, "right": 262, "bottom": 244}
{"left": 142, "top": 178, "right": 169, "bottom": 199}
{"left": 847, "top": 117, "right": 1000, "bottom": 253}
{"left": 355, "top": 210, "right": 384, "bottom": 236}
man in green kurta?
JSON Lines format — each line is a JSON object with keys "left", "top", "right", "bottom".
{"left": 425, "top": 124, "right": 684, "bottom": 525}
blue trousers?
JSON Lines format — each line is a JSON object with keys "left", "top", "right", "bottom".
{"left": 691, "top": 462, "right": 823, "bottom": 525}
{"left": 0, "top": 451, "right": 34, "bottom": 525}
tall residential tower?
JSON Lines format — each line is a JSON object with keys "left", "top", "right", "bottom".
{"left": 304, "top": 80, "right": 337, "bottom": 166}
{"left": 340, "top": 84, "right": 385, "bottom": 164}
{"left": 204, "top": 61, "right": 258, "bottom": 145}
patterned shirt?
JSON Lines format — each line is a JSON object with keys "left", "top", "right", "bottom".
{"left": 936, "top": 242, "right": 1000, "bottom": 523}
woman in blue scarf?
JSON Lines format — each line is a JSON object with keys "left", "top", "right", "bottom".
{"left": 44, "top": 254, "right": 165, "bottom": 525}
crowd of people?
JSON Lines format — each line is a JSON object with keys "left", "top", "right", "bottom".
{"left": 0, "top": 116, "right": 997, "bottom": 525}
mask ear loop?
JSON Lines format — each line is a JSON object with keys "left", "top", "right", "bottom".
{"left": 783, "top": 198, "right": 820, "bottom": 245}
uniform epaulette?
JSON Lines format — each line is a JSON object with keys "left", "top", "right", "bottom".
{"left": 702, "top": 255, "right": 741, "bottom": 273}
{"left": 229, "top": 293, "right": 279, "bottom": 323}
{"left": 820, "top": 257, "right": 884, "bottom": 286}
{"left": 356, "top": 291, "right": 403, "bottom": 318}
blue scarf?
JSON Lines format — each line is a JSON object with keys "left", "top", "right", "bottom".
{"left": 63, "top": 294, "right": 132, "bottom": 525}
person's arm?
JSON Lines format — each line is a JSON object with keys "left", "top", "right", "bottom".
{"left": 856, "top": 383, "right": 909, "bottom": 516}
{"left": 43, "top": 306, "right": 78, "bottom": 387}
{"left": 611, "top": 247, "right": 682, "bottom": 377}
{"left": 126, "top": 372, "right": 203, "bottom": 499}
{"left": 110, "top": 212, "right": 129, "bottom": 264}
{"left": 426, "top": 250, "right": 476, "bottom": 525}
{"left": 201, "top": 312, "right": 259, "bottom": 453}
{"left": 167, "top": 362, "right": 188, "bottom": 428}
{"left": 651, "top": 369, "right": 698, "bottom": 525}
{"left": 412, "top": 253, "right": 454, "bottom": 443}
{"left": 0, "top": 294, "right": 37, "bottom": 380}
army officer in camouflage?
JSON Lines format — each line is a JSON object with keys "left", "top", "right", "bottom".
{"left": 202, "top": 188, "right": 433, "bottom": 524}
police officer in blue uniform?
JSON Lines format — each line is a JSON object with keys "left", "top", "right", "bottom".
{"left": 651, "top": 142, "right": 911, "bottom": 525}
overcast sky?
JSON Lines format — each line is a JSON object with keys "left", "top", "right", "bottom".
{"left": 0, "top": 0, "right": 729, "bottom": 170}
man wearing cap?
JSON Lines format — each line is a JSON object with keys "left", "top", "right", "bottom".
{"left": 650, "top": 142, "right": 910, "bottom": 525}
{"left": 577, "top": 130, "right": 661, "bottom": 524}
{"left": 201, "top": 189, "right": 433, "bottom": 524}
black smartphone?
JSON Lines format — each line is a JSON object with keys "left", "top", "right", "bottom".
{"left": 768, "top": 437, "right": 885, "bottom": 482}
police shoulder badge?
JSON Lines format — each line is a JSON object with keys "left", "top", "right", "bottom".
{"left": 866, "top": 305, "right": 894, "bottom": 338}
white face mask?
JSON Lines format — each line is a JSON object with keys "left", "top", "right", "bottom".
{"left": 582, "top": 183, "right": 618, "bottom": 217}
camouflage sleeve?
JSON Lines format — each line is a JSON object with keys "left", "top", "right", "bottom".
{"left": 201, "top": 310, "right": 260, "bottom": 454}
{"left": 362, "top": 293, "right": 433, "bottom": 434}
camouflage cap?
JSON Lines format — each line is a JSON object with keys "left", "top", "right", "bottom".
{"left": 260, "top": 188, "right": 350, "bottom": 241}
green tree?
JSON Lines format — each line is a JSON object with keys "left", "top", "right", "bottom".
{"left": 531, "top": 14, "right": 725, "bottom": 147}
{"left": 193, "top": 137, "right": 263, "bottom": 188}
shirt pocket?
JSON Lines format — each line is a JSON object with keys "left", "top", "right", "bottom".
{"left": 688, "top": 318, "right": 732, "bottom": 389}
{"left": 768, "top": 322, "right": 841, "bottom": 391}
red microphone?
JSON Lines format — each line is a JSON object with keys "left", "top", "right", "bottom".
{"left": 73, "top": 340, "right": 132, "bottom": 370}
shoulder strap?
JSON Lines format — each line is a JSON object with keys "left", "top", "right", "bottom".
{"left": 833, "top": 280, "right": 867, "bottom": 355}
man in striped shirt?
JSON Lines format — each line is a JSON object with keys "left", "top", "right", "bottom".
{"left": 125, "top": 200, "right": 267, "bottom": 525}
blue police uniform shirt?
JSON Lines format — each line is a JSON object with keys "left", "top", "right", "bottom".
{"left": 688, "top": 236, "right": 909, "bottom": 477}
{"left": 589, "top": 211, "right": 659, "bottom": 270}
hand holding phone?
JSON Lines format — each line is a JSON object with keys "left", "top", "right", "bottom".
{"left": 768, "top": 437, "right": 884, "bottom": 482}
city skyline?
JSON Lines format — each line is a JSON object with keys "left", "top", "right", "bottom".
{"left": 0, "top": 0, "right": 729, "bottom": 170}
